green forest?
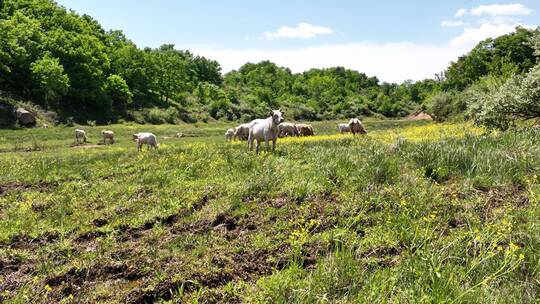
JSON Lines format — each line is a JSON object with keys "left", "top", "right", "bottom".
{"left": 1, "top": 0, "right": 539, "bottom": 128}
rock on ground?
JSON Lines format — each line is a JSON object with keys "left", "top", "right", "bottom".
{"left": 15, "top": 107, "right": 35, "bottom": 125}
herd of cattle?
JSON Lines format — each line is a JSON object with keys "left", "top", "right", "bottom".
{"left": 224, "top": 110, "right": 367, "bottom": 153}
{"left": 74, "top": 129, "right": 159, "bottom": 151}
{"left": 73, "top": 110, "right": 366, "bottom": 153}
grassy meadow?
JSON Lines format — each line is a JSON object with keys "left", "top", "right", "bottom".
{"left": 1, "top": 119, "right": 540, "bottom": 303}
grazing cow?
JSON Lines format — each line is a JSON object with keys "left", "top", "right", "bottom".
{"left": 75, "top": 129, "right": 87, "bottom": 144}
{"left": 101, "top": 130, "right": 115, "bottom": 144}
{"left": 278, "top": 122, "right": 299, "bottom": 137}
{"left": 248, "top": 109, "right": 284, "bottom": 153}
{"left": 349, "top": 118, "right": 367, "bottom": 136}
{"left": 225, "top": 128, "right": 235, "bottom": 141}
{"left": 338, "top": 123, "right": 351, "bottom": 134}
{"left": 132, "top": 132, "right": 158, "bottom": 151}
{"left": 296, "top": 124, "right": 314, "bottom": 136}
{"left": 233, "top": 123, "right": 250, "bottom": 141}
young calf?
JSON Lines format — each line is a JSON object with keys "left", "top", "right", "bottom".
{"left": 338, "top": 123, "right": 351, "bottom": 134}
{"left": 132, "top": 132, "right": 158, "bottom": 151}
{"left": 233, "top": 123, "right": 250, "bottom": 141}
{"left": 101, "top": 130, "right": 115, "bottom": 144}
{"left": 248, "top": 110, "right": 284, "bottom": 153}
{"left": 278, "top": 122, "right": 299, "bottom": 137}
{"left": 296, "top": 124, "right": 314, "bottom": 136}
{"left": 225, "top": 128, "right": 235, "bottom": 141}
{"left": 75, "top": 129, "right": 87, "bottom": 144}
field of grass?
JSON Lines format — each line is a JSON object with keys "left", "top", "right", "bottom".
{"left": 1, "top": 119, "right": 540, "bottom": 303}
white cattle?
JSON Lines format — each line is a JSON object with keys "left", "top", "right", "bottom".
{"left": 248, "top": 110, "right": 285, "bottom": 153}
{"left": 101, "top": 130, "right": 115, "bottom": 144}
{"left": 225, "top": 128, "right": 235, "bottom": 141}
{"left": 132, "top": 132, "right": 158, "bottom": 151}
{"left": 338, "top": 123, "right": 351, "bottom": 134}
{"left": 234, "top": 123, "right": 250, "bottom": 141}
{"left": 278, "top": 122, "right": 298, "bottom": 137}
{"left": 349, "top": 118, "right": 367, "bottom": 136}
{"left": 75, "top": 129, "right": 87, "bottom": 144}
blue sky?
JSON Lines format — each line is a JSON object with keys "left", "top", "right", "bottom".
{"left": 56, "top": 0, "right": 540, "bottom": 82}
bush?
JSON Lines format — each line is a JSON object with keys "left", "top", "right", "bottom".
{"left": 30, "top": 55, "right": 70, "bottom": 107}
{"left": 178, "top": 110, "right": 197, "bottom": 123}
{"left": 103, "top": 74, "right": 133, "bottom": 112}
{"left": 146, "top": 107, "right": 178, "bottom": 124}
{"left": 289, "top": 103, "right": 317, "bottom": 120}
{"left": 0, "top": 102, "right": 15, "bottom": 127}
{"left": 467, "top": 64, "right": 540, "bottom": 130}
{"left": 127, "top": 110, "right": 146, "bottom": 124}
{"left": 65, "top": 117, "right": 75, "bottom": 127}
{"left": 426, "top": 92, "right": 457, "bottom": 122}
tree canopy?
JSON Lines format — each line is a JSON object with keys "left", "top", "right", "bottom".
{"left": 1, "top": 0, "right": 539, "bottom": 125}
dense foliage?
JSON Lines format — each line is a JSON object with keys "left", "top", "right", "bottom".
{"left": 1, "top": 0, "right": 539, "bottom": 126}
{"left": 0, "top": 0, "right": 224, "bottom": 122}
{"left": 445, "top": 27, "right": 538, "bottom": 91}
{"left": 0, "top": 0, "right": 438, "bottom": 124}
{"left": 430, "top": 27, "right": 540, "bottom": 125}
{"left": 460, "top": 30, "right": 540, "bottom": 129}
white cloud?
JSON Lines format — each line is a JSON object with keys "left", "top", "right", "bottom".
{"left": 455, "top": 8, "right": 468, "bottom": 18}
{"left": 190, "top": 42, "right": 468, "bottom": 83}
{"left": 440, "top": 20, "right": 465, "bottom": 27}
{"left": 453, "top": 3, "right": 532, "bottom": 18}
{"left": 450, "top": 23, "right": 517, "bottom": 46}
{"left": 184, "top": 4, "right": 536, "bottom": 84}
{"left": 450, "top": 22, "right": 535, "bottom": 47}
{"left": 263, "top": 22, "right": 333, "bottom": 40}
{"left": 445, "top": 3, "right": 536, "bottom": 48}
{"left": 470, "top": 3, "right": 532, "bottom": 16}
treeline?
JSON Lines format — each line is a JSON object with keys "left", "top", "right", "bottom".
{"left": 0, "top": 0, "right": 437, "bottom": 124}
{"left": 427, "top": 27, "right": 540, "bottom": 127}
{"left": 1, "top": 0, "right": 539, "bottom": 127}
{"left": 0, "top": 0, "right": 223, "bottom": 123}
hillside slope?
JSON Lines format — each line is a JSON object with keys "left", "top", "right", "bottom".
{"left": 1, "top": 120, "right": 539, "bottom": 303}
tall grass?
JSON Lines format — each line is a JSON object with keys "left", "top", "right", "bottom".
{"left": 1, "top": 121, "right": 540, "bottom": 303}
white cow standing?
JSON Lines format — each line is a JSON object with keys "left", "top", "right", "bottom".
{"left": 101, "top": 130, "right": 115, "bottom": 144}
{"left": 248, "top": 110, "right": 285, "bottom": 154}
{"left": 338, "top": 123, "right": 351, "bottom": 134}
{"left": 233, "top": 123, "right": 250, "bottom": 141}
{"left": 132, "top": 132, "right": 158, "bottom": 151}
{"left": 75, "top": 129, "right": 87, "bottom": 144}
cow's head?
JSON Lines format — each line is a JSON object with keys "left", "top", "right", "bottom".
{"left": 269, "top": 109, "right": 284, "bottom": 125}
{"left": 132, "top": 134, "right": 139, "bottom": 141}
{"left": 359, "top": 124, "right": 367, "bottom": 134}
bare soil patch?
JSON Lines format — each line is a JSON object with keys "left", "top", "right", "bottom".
{"left": 70, "top": 144, "right": 102, "bottom": 149}
{"left": 406, "top": 112, "right": 433, "bottom": 121}
{"left": 0, "top": 180, "right": 57, "bottom": 197}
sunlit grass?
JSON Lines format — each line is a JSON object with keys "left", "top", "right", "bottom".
{"left": 1, "top": 119, "right": 539, "bottom": 303}
{"left": 271, "top": 121, "right": 485, "bottom": 145}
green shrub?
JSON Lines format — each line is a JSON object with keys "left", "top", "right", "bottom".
{"left": 467, "top": 64, "right": 540, "bottom": 130}
{"left": 145, "top": 107, "right": 179, "bottom": 124}
{"left": 426, "top": 92, "right": 457, "bottom": 121}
